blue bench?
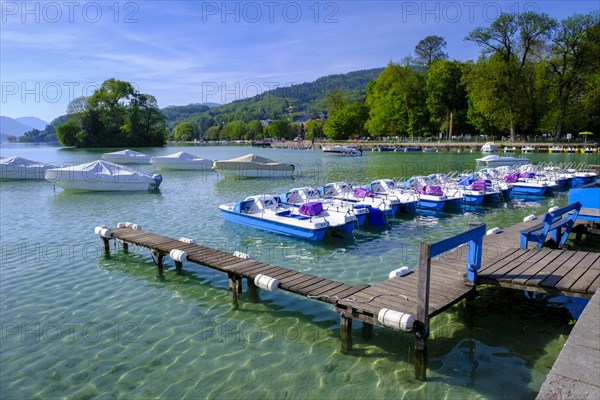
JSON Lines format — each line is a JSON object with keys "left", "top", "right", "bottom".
{"left": 520, "top": 202, "right": 582, "bottom": 249}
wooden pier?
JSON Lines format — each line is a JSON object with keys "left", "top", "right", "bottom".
{"left": 96, "top": 215, "right": 599, "bottom": 381}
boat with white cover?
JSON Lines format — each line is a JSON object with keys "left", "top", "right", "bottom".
{"left": 322, "top": 145, "right": 362, "bottom": 156}
{"left": 101, "top": 149, "right": 150, "bottom": 164}
{"left": 280, "top": 187, "right": 368, "bottom": 226}
{"left": 0, "top": 156, "right": 50, "bottom": 180}
{"left": 476, "top": 154, "right": 530, "bottom": 167}
{"left": 150, "top": 151, "right": 213, "bottom": 170}
{"left": 219, "top": 194, "right": 345, "bottom": 241}
{"left": 481, "top": 142, "right": 498, "bottom": 153}
{"left": 44, "top": 160, "right": 162, "bottom": 192}
{"left": 213, "top": 154, "right": 294, "bottom": 178}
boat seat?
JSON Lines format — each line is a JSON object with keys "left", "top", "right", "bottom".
{"left": 276, "top": 210, "right": 291, "bottom": 216}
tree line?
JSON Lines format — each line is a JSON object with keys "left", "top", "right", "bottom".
{"left": 168, "top": 11, "right": 598, "bottom": 143}
{"left": 52, "top": 11, "right": 598, "bottom": 147}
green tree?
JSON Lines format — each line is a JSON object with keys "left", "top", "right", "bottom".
{"left": 466, "top": 12, "right": 557, "bottom": 140}
{"left": 55, "top": 119, "right": 82, "bottom": 146}
{"left": 364, "top": 63, "right": 427, "bottom": 138}
{"left": 266, "top": 120, "right": 291, "bottom": 139}
{"left": 426, "top": 60, "right": 467, "bottom": 139}
{"left": 204, "top": 125, "right": 220, "bottom": 141}
{"left": 221, "top": 120, "right": 246, "bottom": 140}
{"left": 245, "top": 120, "right": 263, "bottom": 140}
{"left": 174, "top": 121, "right": 196, "bottom": 141}
{"left": 546, "top": 13, "right": 598, "bottom": 140}
{"left": 324, "top": 89, "right": 349, "bottom": 113}
{"left": 305, "top": 119, "right": 324, "bottom": 140}
{"left": 323, "top": 103, "right": 369, "bottom": 140}
{"left": 56, "top": 78, "right": 166, "bottom": 147}
{"left": 415, "top": 35, "right": 448, "bottom": 69}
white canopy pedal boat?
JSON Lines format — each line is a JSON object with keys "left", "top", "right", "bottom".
{"left": 280, "top": 187, "right": 368, "bottom": 226}
{"left": 101, "top": 149, "right": 151, "bottom": 164}
{"left": 44, "top": 160, "right": 162, "bottom": 192}
{"left": 150, "top": 151, "right": 213, "bottom": 170}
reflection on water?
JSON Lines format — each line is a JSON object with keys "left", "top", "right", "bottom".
{"left": 0, "top": 145, "right": 596, "bottom": 399}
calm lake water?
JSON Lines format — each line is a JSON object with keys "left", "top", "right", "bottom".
{"left": 1, "top": 144, "right": 598, "bottom": 399}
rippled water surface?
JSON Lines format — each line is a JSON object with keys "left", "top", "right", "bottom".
{"left": 1, "top": 144, "right": 597, "bottom": 399}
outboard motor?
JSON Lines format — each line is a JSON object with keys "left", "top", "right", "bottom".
{"left": 150, "top": 174, "right": 163, "bottom": 192}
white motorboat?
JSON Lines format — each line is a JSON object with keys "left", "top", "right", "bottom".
{"left": 213, "top": 154, "right": 294, "bottom": 178}
{"left": 44, "top": 160, "right": 162, "bottom": 192}
{"left": 476, "top": 155, "right": 530, "bottom": 167}
{"left": 101, "top": 149, "right": 150, "bottom": 164}
{"left": 481, "top": 142, "right": 498, "bottom": 153}
{"left": 322, "top": 145, "right": 362, "bottom": 156}
{"left": 0, "top": 156, "right": 50, "bottom": 180}
{"left": 150, "top": 152, "right": 213, "bottom": 170}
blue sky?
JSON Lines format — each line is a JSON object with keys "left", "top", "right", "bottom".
{"left": 1, "top": 0, "right": 598, "bottom": 122}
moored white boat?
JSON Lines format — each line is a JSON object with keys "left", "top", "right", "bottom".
{"left": 0, "top": 156, "right": 50, "bottom": 180}
{"left": 481, "top": 142, "right": 498, "bottom": 153}
{"left": 150, "top": 152, "right": 213, "bottom": 170}
{"left": 476, "top": 155, "right": 530, "bottom": 167}
{"left": 322, "top": 145, "right": 362, "bottom": 156}
{"left": 219, "top": 194, "right": 345, "bottom": 241}
{"left": 101, "top": 149, "right": 150, "bottom": 164}
{"left": 213, "top": 154, "right": 294, "bottom": 178}
{"left": 44, "top": 160, "right": 162, "bottom": 192}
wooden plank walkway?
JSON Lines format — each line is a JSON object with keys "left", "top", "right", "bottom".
{"left": 109, "top": 227, "right": 369, "bottom": 306}
{"left": 422, "top": 219, "right": 599, "bottom": 298}
{"left": 536, "top": 289, "right": 600, "bottom": 400}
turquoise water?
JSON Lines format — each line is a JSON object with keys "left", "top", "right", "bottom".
{"left": 1, "top": 144, "right": 597, "bottom": 399}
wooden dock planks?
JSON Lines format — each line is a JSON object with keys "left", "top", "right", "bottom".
{"left": 108, "top": 219, "right": 599, "bottom": 332}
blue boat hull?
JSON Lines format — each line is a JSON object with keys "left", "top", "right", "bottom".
{"left": 462, "top": 194, "right": 485, "bottom": 206}
{"left": 511, "top": 185, "right": 547, "bottom": 196}
{"left": 483, "top": 192, "right": 501, "bottom": 203}
{"left": 220, "top": 210, "right": 327, "bottom": 241}
{"left": 444, "top": 198, "right": 463, "bottom": 209}
{"left": 401, "top": 201, "right": 418, "bottom": 213}
{"left": 417, "top": 199, "right": 446, "bottom": 211}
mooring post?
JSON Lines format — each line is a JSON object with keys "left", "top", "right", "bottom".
{"left": 175, "top": 261, "right": 183, "bottom": 274}
{"left": 414, "top": 345, "right": 428, "bottom": 381}
{"left": 153, "top": 251, "right": 164, "bottom": 278}
{"left": 340, "top": 315, "right": 353, "bottom": 352}
{"left": 122, "top": 242, "right": 129, "bottom": 253}
{"left": 227, "top": 272, "right": 240, "bottom": 309}
{"left": 247, "top": 277, "right": 259, "bottom": 302}
{"left": 361, "top": 322, "right": 373, "bottom": 340}
{"left": 415, "top": 242, "right": 431, "bottom": 381}
{"left": 102, "top": 237, "right": 110, "bottom": 256}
